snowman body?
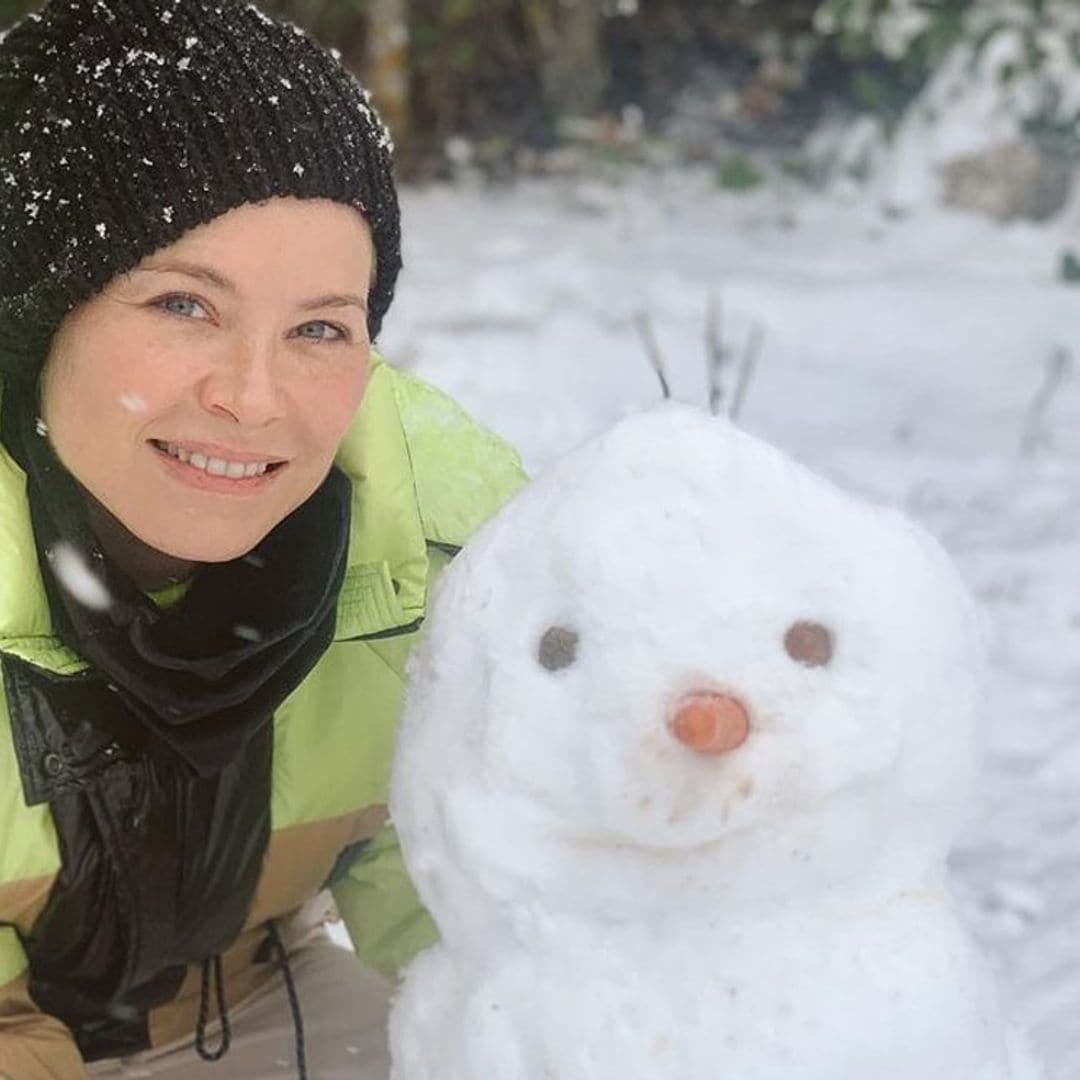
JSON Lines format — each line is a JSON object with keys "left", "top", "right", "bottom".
{"left": 388, "top": 408, "right": 1036, "bottom": 1080}
{"left": 392, "top": 892, "right": 1015, "bottom": 1079}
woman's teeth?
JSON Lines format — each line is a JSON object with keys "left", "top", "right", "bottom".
{"left": 159, "top": 441, "right": 273, "bottom": 479}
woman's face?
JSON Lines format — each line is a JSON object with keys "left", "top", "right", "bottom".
{"left": 41, "top": 197, "right": 375, "bottom": 563}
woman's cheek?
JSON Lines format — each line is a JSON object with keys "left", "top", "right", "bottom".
{"left": 315, "top": 354, "right": 372, "bottom": 434}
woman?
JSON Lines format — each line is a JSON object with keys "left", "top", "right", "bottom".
{"left": 0, "top": 1, "right": 524, "bottom": 1077}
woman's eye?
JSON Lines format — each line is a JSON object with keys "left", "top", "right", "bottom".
{"left": 156, "top": 294, "right": 209, "bottom": 320}
{"left": 295, "top": 320, "right": 348, "bottom": 343}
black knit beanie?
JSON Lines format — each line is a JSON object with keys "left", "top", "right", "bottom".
{"left": 0, "top": 0, "right": 401, "bottom": 382}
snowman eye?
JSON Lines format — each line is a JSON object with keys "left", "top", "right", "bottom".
{"left": 783, "top": 620, "right": 834, "bottom": 668}
{"left": 537, "top": 626, "right": 579, "bottom": 671}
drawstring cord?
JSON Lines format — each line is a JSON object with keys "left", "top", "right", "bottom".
{"left": 264, "top": 919, "right": 308, "bottom": 1080}
{"left": 194, "top": 953, "right": 231, "bottom": 1062}
{"left": 193, "top": 922, "right": 306, "bottom": 1078}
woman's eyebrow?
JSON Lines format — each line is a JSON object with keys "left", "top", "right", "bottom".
{"left": 135, "top": 260, "right": 234, "bottom": 291}
{"left": 133, "top": 260, "right": 368, "bottom": 312}
{"left": 298, "top": 292, "right": 368, "bottom": 313}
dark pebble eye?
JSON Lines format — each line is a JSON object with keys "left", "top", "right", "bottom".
{"left": 537, "top": 626, "right": 579, "bottom": 671}
{"left": 783, "top": 620, "right": 834, "bottom": 668}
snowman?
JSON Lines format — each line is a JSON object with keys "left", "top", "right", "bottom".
{"left": 388, "top": 407, "right": 1038, "bottom": 1080}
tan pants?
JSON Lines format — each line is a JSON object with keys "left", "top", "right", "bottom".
{"left": 87, "top": 931, "right": 392, "bottom": 1080}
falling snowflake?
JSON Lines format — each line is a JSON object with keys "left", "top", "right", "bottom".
{"left": 49, "top": 543, "right": 112, "bottom": 612}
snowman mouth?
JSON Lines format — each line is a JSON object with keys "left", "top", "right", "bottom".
{"left": 565, "top": 828, "right": 730, "bottom": 858}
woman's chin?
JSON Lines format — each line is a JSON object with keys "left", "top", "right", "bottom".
{"left": 142, "top": 532, "right": 269, "bottom": 565}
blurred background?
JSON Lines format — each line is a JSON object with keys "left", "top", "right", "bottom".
{"left": 2, "top": 0, "right": 1076, "bottom": 221}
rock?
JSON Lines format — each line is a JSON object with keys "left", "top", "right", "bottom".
{"left": 941, "top": 139, "right": 1076, "bottom": 223}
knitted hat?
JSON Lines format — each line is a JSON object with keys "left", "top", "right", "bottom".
{"left": 0, "top": 0, "right": 401, "bottom": 381}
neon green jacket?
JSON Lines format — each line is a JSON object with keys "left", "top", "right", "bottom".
{"left": 0, "top": 356, "right": 526, "bottom": 1078}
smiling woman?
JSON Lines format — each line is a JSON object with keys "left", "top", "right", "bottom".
{"left": 42, "top": 199, "right": 378, "bottom": 581}
{"left": 0, "top": 2, "right": 525, "bottom": 1079}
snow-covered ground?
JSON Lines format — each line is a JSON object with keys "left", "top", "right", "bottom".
{"left": 378, "top": 170, "right": 1079, "bottom": 1076}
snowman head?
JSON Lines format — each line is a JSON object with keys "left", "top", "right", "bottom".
{"left": 393, "top": 408, "right": 984, "bottom": 928}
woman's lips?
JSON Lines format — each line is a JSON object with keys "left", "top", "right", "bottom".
{"left": 149, "top": 440, "right": 286, "bottom": 493}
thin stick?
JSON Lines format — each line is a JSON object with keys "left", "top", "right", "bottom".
{"left": 633, "top": 310, "right": 671, "bottom": 400}
{"left": 705, "top": 293, "right": 726, "bottom": 416}
{"left": 1020, "top": 345, "right": 1073, "bottom": 455}
{"left": 729, "top": 322, "right": 764, "bottom": 422}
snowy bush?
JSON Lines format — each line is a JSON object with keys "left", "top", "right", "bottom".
{"left": 816, "top": 0, "right": 1080, "bottom": 146}
{"left": 813, "top": 0, "right": 1080, "bottom": 214}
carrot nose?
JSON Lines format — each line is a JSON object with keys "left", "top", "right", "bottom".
{"left": 669, "top": 693, "right": 750, "bottom": 755}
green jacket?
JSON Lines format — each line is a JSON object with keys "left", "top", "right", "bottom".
{"left": 0, "top": 356, "right": 526, "bottom": 1078}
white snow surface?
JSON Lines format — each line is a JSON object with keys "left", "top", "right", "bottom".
{"left": 371, "top": 171, "right": 1079, "bottom": 1076}
{"left": 389, "top": 406, "right": 1037, "bottom": 1077}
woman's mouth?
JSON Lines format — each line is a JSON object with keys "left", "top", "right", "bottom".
{"left": 149, "top": 440, "right": 287, "bottom": 483}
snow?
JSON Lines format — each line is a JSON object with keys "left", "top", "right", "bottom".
{"left": 373, "top": 169, "right": 1078, "bottom": 1076}
{"left": 48, "top": 541, "right": 111, "bottom": 612}
{"left": 389, "top": 405, "right": 1034, "bottom": 1076}
{"left": 830, "top": 1, "right": 1080, "bottom": 214}
{"left": 390, "top": 406, "right": 1045, "bottom": 1080}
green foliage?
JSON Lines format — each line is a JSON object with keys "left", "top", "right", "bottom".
{"left": 815, "top": 0, "right": 1080, "bottom": 158}
{"left": 715, "top": 155, "right": 766, "bottom": 192}
{"left": 815, "top": 0, "right": 975, "bottom": 121}
{"left": 443, "top": 0, "right": 479, "bottom": 23}
{"left": 258, "top": 0, "right": 367, "bottom": 49}
{"left": 906, "top": 3, "right": 966, "bottom": 74}
{"left": 0, "top": 0, "right": 37, "bottom": 27}
{"left": 1061, "top": 249, "right": 1080, "bottom": 283}
{"left": 407, "top": 0, "right": 555, "bottom": 153}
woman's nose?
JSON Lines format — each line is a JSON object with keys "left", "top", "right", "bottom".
{"left": 197, "top": 339, "right": 287, "bottom": 426}
{"left": 668, "top": 692, "right": 750, "bottom": 755}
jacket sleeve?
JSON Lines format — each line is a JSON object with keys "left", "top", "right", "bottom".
{"left": 329, "top": 550, "right": 450, "bottom": 979}
{"left": 333, "top": 375, "right": 528, "bottom": 979}
{"left": 329, "top": 822, "right": 438, "bottom": 979}
{"left": 0, "top": 927, "right": 86, "bottom": 1080}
